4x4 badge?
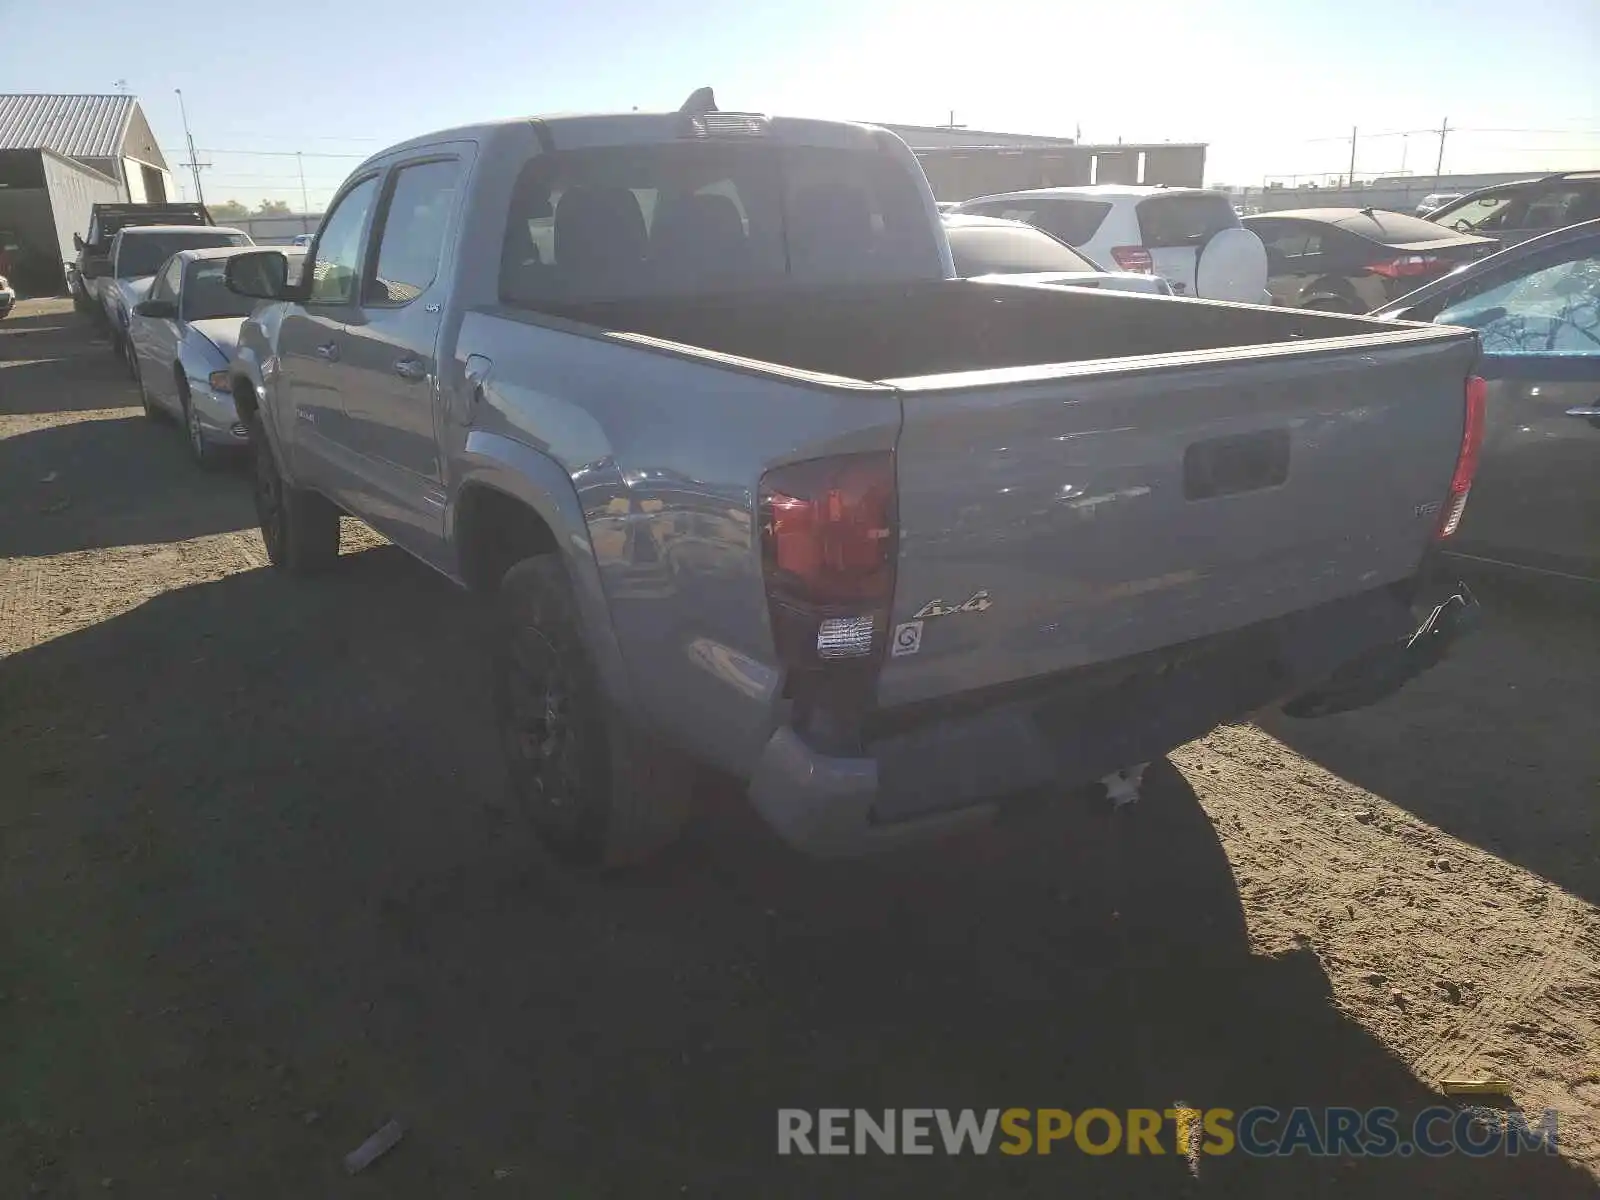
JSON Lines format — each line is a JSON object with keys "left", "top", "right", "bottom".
{"left": 912, "top": 590, "right": 991, "bottom": 620}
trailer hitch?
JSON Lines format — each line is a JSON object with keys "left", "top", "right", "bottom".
{"left": 1280, "top": 582, "right": 1481, "bottom": 719}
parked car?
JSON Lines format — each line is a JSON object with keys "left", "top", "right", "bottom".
{"left": 952, "top": 185, "right": 1270, "bottom": 302}
{"left": 1416, "top": 192, "right": 1463, "bottom": 217}
{"left": 1374, "top": 218, "right": 1600, "bottom": 583}
{"left": 126, "top": 246, "right": 305, "bottom": 467}
{"left": 73, "top": 202, "right": 214, "bottom": 320}
{"left": 85, "top": 224, "right": 252, "bottom": 363}
{"left": 1425, "top": 171, "right": 1600, "bottom": 249}
{"left": 1243, "top": 208, "right": 1495, "bottom": 312}
{"left": 943, "top": 213, "right": 1175, "bottom": 296}
{"left": 221, "top": 92, "right": 1481, "bottom": 868}
{"left": 0, "top": 273, "right": 13, "bottom": 319}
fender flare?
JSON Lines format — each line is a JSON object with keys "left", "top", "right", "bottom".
{"left": 451, "top": 430, "right": 640, "bottom": 721}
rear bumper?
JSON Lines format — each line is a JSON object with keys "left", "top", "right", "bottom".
{"left": 748, "top": 574, "right": 1476, "bottom": 857}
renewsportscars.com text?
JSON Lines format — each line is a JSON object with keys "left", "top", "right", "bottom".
{"left": 777, "top": 1107, "right": 1559, "bottom": 1158}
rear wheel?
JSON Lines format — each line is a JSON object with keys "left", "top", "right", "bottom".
{"left": 495, "top": 555, "right": 696, "bottom": 867}
{"left": 249, "top": 413, "right": 340, "bottom": 575}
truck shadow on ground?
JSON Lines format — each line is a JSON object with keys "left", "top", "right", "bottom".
{"left": 0, "top": 411, "right": 256, "bottom": 557}
{"left": 1262, "top": 573, "right": 1600, "bottom": 909}
{"left": 3, "top": 549, "right": 1595, "bottom": 1196}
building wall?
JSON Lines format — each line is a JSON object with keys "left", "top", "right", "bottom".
{"left": 0, "top": 148, "right": 119, "bottom": 292}
{"left": 119, "top": 158, "right": 172, "bottom": 203}
{"left": 219, "top": 212, "right": 324, "bottom": 244}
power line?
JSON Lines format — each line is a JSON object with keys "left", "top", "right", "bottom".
{"left": 162, "top": 146, "right": 370, "bottom": 159}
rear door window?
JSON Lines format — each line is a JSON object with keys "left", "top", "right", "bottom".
{"left": 1136, "top": 194, "right": 1240, "bottom": 248}
{"left": 365, "top": 158, "right": 462, "bottom": 307}
{"left": 499, "top": 141, "right": 943, "bottom": 306}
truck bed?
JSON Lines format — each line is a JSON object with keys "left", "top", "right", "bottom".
{"left": 534, "top": 279, "right": 1479, "bottom": 714}
{"left": 547, "top": 279, "right": 1408, "bottom": 383}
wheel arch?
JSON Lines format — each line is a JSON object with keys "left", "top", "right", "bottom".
{"left": 452, "top": 432, "right": 640, "bottom": 722}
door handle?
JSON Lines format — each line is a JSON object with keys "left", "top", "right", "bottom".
{"left": 393, "top": 358, "right": 428, "bottom": 381}
{"left": 314, "top": 342, "right": 339, "bottom": 362}
{"left": 1565, "top": 406, "right": 1600, "bottom": 428}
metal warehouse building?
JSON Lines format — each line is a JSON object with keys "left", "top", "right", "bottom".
{"left": 0, "top": 94, "right": 176, "bottom": 294}
{"left": 880, "top": 123, "right": 1208, "bottom": 202}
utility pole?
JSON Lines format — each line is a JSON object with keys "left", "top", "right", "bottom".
{"left": 174, "top": 89, "right": 207, "bottom": 208}
{"left": 296, "top": 150, "right": 311, "bottom": 224}
{"left": 1347, "top": 126, "right": 1357, "bottom": 187}
{"left": 1433, "top": 116, "right": 1449, "bottom": 190}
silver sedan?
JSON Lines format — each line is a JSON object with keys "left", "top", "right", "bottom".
{"left": 127, "top": 246, "right": 303, "bottom": 467}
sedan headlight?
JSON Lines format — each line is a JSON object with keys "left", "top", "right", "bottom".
{"left": 207, "top": 370, "right": 232, "bottom": 392}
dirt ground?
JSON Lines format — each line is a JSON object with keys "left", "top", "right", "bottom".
{"left": 3, "top": 297, "right": 1598, "bottom": 1197}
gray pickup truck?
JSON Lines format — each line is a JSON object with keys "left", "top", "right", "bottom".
{"left": 223, "top": 92, "right": 1486, "bottom": 866}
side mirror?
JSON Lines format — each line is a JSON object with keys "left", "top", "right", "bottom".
{"left": 73, "top": 233, "right": 85, "bottom": 252}
{"left": 82, "top": 257, "right": 111, "bottom": 279}
{"left": 133, "top": 298, "right": 176, "bottom": 319}
{"left": 224, "top": 249, "right": 306, "bottom": 301}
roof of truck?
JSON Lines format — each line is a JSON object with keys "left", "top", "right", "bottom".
{"left": 349, "top": 110, "right": 892, "bottom": 172}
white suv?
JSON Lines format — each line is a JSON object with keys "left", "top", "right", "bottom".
{"left": 954, "top": 185, "right": 1270, "bottom": 304}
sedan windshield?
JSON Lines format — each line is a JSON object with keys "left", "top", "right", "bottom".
{"left": 182, "top": 260, "right": 258, "bottom": 321}
{"left": 946, "top": 223, "right": 1099, "bottom": 276}
{"left": 119, "top": 232, "right": 248, "bottom": 278}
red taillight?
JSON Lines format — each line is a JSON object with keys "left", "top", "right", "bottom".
{"left": 1109, "top": 245, "right": 1154, "bottom": 273}
{"left": 759, "top": 452, "right": 895, "bottom": 665}
{"left": 1368, "top": 254, "right": 1441, "bottom": 279}
{"left": 1436, "top": 375, "right": 1486, "bottom": 539}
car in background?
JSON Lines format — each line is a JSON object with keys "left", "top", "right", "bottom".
{"left": 943, "top": 213, "right": 1175, "bottom": 296}
{"left": 1374, "top": 217, "right": 1600, "bottom": 583}
{"left": 1243, "top": 208, "right": 1495, "bottom": 312}
{"left": 73, "top": 202, "right": 215, "bottom": 320}
{"left": 87, "top": 224, "right": 253, "bottom": 364}
{"left": 0, "top": 273, "right": 14, "bottom": 319}
{"left": 1416, "top": 191, "right": 1463, "bottom": 217}
{"left": 126, "top": 245, "right": 302, "bottom": 468}
{"left": 953, "top": 185, "right": 1269, "bottom": 303}
{"left": 1425, "top": 171, "right": 1600, "bottom": 250}
{"left": 290, "top": 233, "right": 315, "bottom": 247}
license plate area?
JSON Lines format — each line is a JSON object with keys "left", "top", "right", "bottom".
{"left": 1184, "top": 429, "right": 1290, "bottom": 500}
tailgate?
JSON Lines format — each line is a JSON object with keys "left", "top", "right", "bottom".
{"left": 878, "top": 330, "right": 1479, "bottom": 708}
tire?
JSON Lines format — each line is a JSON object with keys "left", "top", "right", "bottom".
{"left": 249, "top": 413, "right": 340, "bottom": 576}
{"left": 132, "top": 352, "right": 164, "bottom": 422}
{"left": 180, "top": 381, "right": 222, "bottom": 470}
{"left": 1303, "top": 296, "right": 1360, "bottom": 314}
{"left": 495, "top": 555, "right": 696, "bottom": 867}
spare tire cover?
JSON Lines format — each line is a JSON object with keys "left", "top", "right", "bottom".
{"left": 1196, "top": 227, "right": 1269, "bottom": 303}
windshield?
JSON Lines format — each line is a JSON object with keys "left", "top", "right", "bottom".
{"left": 499, "top": 141, "right": 943, "bottom": 306}
{"left": 118, "top": 232, "right": 249, "bottom": 278}
{"left": 946, "top": 222, "right": 1099, "bottom": 276}
{"left": 182, "top": 259, "right": 261, "bottom": 321}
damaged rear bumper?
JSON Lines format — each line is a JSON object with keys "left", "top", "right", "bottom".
{"left": 748, "top": 572, "right": 1479, "bottom": 857}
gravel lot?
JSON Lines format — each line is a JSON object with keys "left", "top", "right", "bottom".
{"left": 3, "top": 297, "right": 1598, "bottom": 1197}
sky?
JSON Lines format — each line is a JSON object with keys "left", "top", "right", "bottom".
{"left": 1, "top": 0, "right": 1595, "bottom": 210}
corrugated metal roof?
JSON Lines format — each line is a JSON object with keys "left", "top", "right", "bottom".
{"left": 0, "top": 94, "right": 137, "bottom": 159}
